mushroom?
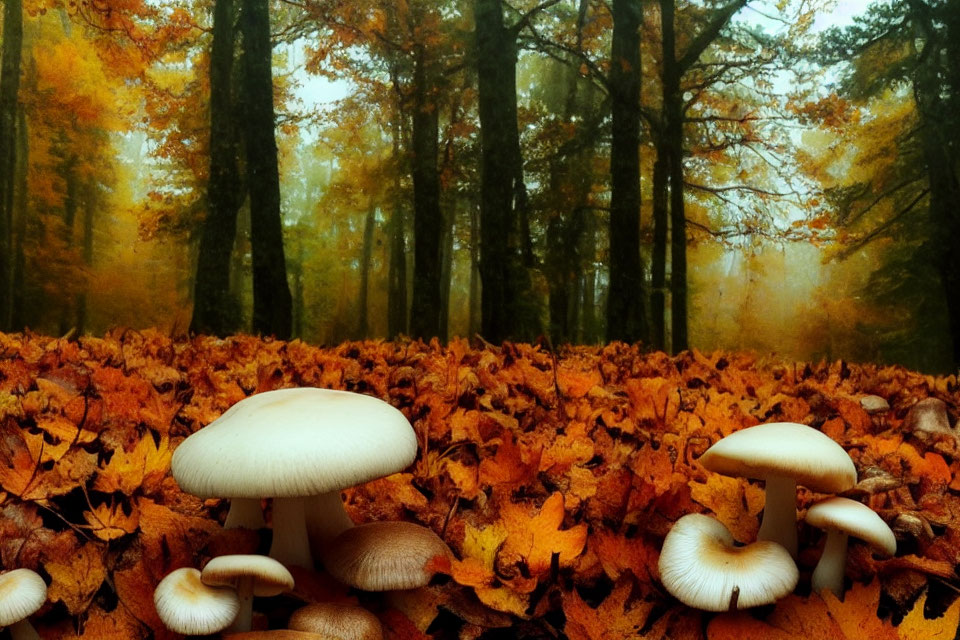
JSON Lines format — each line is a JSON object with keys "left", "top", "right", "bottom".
{"left": 154, "top": 567, "right": 240, "bottom": 636}
{"left": 698, "top": 422, "right": 857, "bottom": 557}
{"left": 322, "top": 521, "right": 452, "bottom": 591}
{"left": 201, "top": 554, "right": 295, "bottom": 632}
{"left": 171, "top": 387, "right": 418, "bottom": 567}
{"left": 289, "top": 602, "right": 383, "bottom": 640}
{"left": 658, "top": 514, "right": 797, "bottom": 611}
{"left": 0, "top": 568, "right": 47, "bottom": 640}
{"left": 805, "top": 497, "right": 896, "bottom": 597}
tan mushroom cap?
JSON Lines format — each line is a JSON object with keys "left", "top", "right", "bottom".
{"left": 172, "top": 387, "right": 418, "bottom": 499}
{"left": 154, "top": 567, "right": 240, "bottom": 635}
{"left": 201, "top": 555, "right": 295, "bottom": 596}
{"left": 289, "top": 602, "right": 383, "bottom": 640}
{"left": 323, "top": 521, "right": 452, "bottom": 591}
{"left": 658, "top": 514, "right": 798, "bottom": 611}
{"left": 699, "top": 422, "right": 856, "bottom": 492}
{"left": 0, "top": 568, "right": 47, "bottom": 626}
{"left": 806, "top": 497, "right": 896, "bottom": 555}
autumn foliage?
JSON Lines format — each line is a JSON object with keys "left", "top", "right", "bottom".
{"left": 0, "top": 330, "right": 958, "bottom": 638}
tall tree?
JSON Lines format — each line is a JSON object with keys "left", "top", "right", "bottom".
{"left": 191, "top": 0, "right": 243, "bottom": 336}
{"left": 607, "top": 0, "right": 646, "bottom": 344}
{"left": 409, "top": 44, "right": 443, "bottom": 339}
{"left": 475, "top": 0, "right": 555, "bottom": 343}
{"left": 653, "top": 0, "right": 748, "bottom": 352}
{"left": 239, "top": 0, "right": 293, "bottom": 338}
{"left": 0, "top": 0, "right": 23, "bottom": 331}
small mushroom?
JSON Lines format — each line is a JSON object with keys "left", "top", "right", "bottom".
{"left": 154, "top": 567, "right": 240, "bottom": 636}
{"left": 289, "top": 602, "right": 383, "bottom": 640}
{"left": 658, "top": 514, "right": 798, "bottom": 611}
{"left": 699, "top": 422, "right": 857, "bottom": 557}
{"left": 905, "top": 398, "right": 955, "bottom": 444}
{"left": 0, "top": 568, "right": 47, "bottom": 640}
{"left": 859, "top": 395, "right": 890, "bottom": 415}
{"left": 805, "top": 497, "right": 896, "bottom": 597}
{"left": 172, "top": 387, "right": 418, "bottom": 567}
{"left": 322, "top": 521, "right": 452, "bottom": 591}
{"left": 201, "top": 554, "right": 294, "bottom": 632}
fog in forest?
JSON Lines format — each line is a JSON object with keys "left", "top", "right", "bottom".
{"left": 0, "top": 0, "right": 956, "bottom": 373}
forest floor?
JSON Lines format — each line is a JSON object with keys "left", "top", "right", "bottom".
{"left": 0, "top": 330, "right": 958, "bottom": 639}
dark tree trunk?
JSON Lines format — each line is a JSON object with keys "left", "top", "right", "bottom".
{"left": 651, "top": 141, "right": 668, "bottom": 351}
{"left": 239, "top": 0, "right": 292, "bottom": 339}
{"left": 191, "top": 0, "right": 242, "bottom": 336}
{"left": 661, "top": 0, "right": 687, "bottom": 351}
{"left": 439, "top": 200, "right": 455, "bottom": 343}
{"left": 77, "top": 183, "right": 95, "bottom": 334}
{"left": 0, "top": 0, "right": 23, "bottom": 331}
{"left": 58, "top": 152, "right": 78, "bottom": 336}
{"left": 607, "top": 0, "right": 647, "bottom": 344}
{"left": 409, "top": 47, "right": 443, "bottom": 340}
{"left": 475, "top": 0, "right": 532, "bottom": 343}
{"left": 357, "top": 202, "right": 376, "bottom": 338}
{"left": 468, "top": 198, "right": 481, "bottom": 336}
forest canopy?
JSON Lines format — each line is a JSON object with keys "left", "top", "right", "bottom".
{"left": 0, "top": 0, "right": 956, "bottom": 373}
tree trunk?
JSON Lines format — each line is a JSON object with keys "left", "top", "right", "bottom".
{"left": 409, "top": 47, "right": 443, "bottom": 340}
{"left": 661, "top": 0, "right": 687, "bottom": 351}
{"left": 468, "top": 198, "right": 481, "bottom": 336}
{"left": 475, "top": 0, "right": 531, "bottom": 343}
{"left": 387, "top": 116, "right": 408, "bottom": 338}
{"left": 651, "top": 140, "right": 668, "bottom": 351}
{"left": 0, "top": 0, "right": 23, "bottom": 331}
{"left": 239, "top": 0, "right": 292, "bottom": 339}
{"left": 58, "top": 152, "right": 78, "bottom": 336}
{"left": 357, "top": 202, "right": 376, "bottom": 338}
{"left": 607, "top": 0, "right": 647, "bottom": 344}
{"left": 439, "top": 199, "right": 455, "bottom": 343}
{"left": 191, "top": 0, "right": 242, "bottom": 336}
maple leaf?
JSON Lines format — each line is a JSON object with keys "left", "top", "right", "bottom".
{"left": 562, "top": 576, "right": 656, "bottom": 640}
{"left": 896, "top": 588, "right": 960, "bottom": 640}
{"left": 499, "top": 492, "right": 587, "bottom": 576}
{"left": 92, "top": 433, "right": 172, "bottom": 495}
{"left": 0, "top": 430, "right": 96, "bottom": 499}
{"left": 83, "top": 498, "right": 140, "bottom": 541}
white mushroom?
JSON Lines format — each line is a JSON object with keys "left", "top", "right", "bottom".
{"left": 805, "top": 497, "right": 896, "bottom": 597}
{"left": 288, "top": 602, "right": 383, "bottom": 640}
{"left": 201, "top": 554, "right": 294, "bottom": 632}
{"left": 154, "top": 567, "right": 240, "bottom": 635}
{"left": 658, "top": 514, "right": 798, "bottom": 611}
{"left": 0, "top": 568, "right": 47, "bottom": 640}
{"left": 699, "top": 422, "right": 857, "bottom": 557}
{"left": 171, "top": 387, "right": 418, "bottom": 567}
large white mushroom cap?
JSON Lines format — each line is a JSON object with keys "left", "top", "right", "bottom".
{"left": 172, "top": 387, "right": 418, "bottom": 499}
{"left": 658, "top": 514, "right": 798, "bottom": 611}
{"left": 699, "top": 422, "right": 856, "bottom": 492}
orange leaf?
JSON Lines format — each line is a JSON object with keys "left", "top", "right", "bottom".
{"left": 45, "top": 541, "right": 107, "bottom": 615}
{"left": 822, "top": 580, "right": 897, "bottom": 640}
{"left": 499, "top": 492, "right": 587, "bottom": 575}
{"left": 83, "top": 499, "right": 140, "bottom": 541}
{"left": 688, "top": 474, "right": 764, "bottom": 543}
{"left": 562, "top": 576, "right": 655, "bottom": 640}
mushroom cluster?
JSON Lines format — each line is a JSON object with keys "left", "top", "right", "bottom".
{"left": 659, "top": 421, "right": 896, "bottom": 610}
{"left": 154, "top": 386, "right": 451, "bottom": 637}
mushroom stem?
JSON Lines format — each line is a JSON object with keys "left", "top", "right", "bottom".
{"left": 229, "top": 576, "right": 254, "bottom": 632}
{"left": 269, "top": 497, "right": 313, "bottom": 568}
{"left": 811, "top": 530, "right": 849, "bottom": 597}
{"left": 8, "top": 620, "right": 40, "bottom": 640}
{"left": 224, "top": 498, "right": 266, "bottom": 530}
{"left": 757, "top": 475, "right": 798, "bottom": 558}
{"left": 305, "top": 490, "right": 355, "bottom": 562}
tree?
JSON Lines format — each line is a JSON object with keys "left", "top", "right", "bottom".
{"left": 653, "top": 0, "right": 748, "bottom": 353}
{"left": 239, "top": 0, "right": 293, "bottom": 339}
{"left": 475, "top": 0, "right": 556, "bottom": 343}
{"left": 191, "top": 0, "right": 243, "bottom": 337}
{"left": 0, "top": 0, "right": 24, "bottom": 331}
{"left": 606, "top": 0, "right": 647, "bottom": 344}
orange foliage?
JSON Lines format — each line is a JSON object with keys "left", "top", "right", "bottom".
{"left": 0, "top": 331, "right": 957, "bottom": 638}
